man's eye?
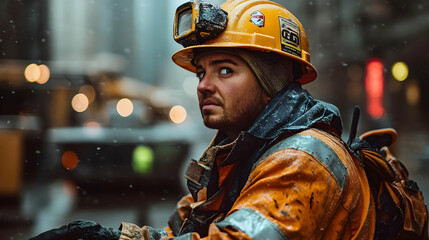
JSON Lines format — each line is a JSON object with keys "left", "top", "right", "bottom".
{"left": 219, "top": 68, "right": 232, "bottom": 75}
{"left": 196, "top": 72, "right": 205, "bottom": 80}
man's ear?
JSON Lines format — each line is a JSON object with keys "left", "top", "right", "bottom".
{"left": 266, "top": 97, "right": 272, "bottom": 103}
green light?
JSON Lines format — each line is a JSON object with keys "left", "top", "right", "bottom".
{"left": 132, "top": 145, "right": 154, "bottom": 174}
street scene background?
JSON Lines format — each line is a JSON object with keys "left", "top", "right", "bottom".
{"left": 0, "top": 0, "right": 428, "bottom": 239}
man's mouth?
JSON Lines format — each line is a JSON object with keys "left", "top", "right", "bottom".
{"left": 200, "top": 98, "right": 221, "bottom": 110}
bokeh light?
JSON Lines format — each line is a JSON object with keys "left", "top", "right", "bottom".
{"left": 116, "top": 98, "right": 134, "bottom": 117}
{"left": 392, "top": 61, "right": 409, "bottom": 81}
{"left": 169, "top": 105, "right": 187, "bottom": 124}
{"left": 132, "top": 145, "right": 154, "bottom": 174}
{"left": 406, "top": 81, "right": 420, "bottom": 106}
{"left": 79, "top": 85, "right": 96, "bottom": 103}
{"left": 62, "top": 151, "right": 79, "bottom": 170}
{"left": 85, "top": 121, "right": 101, "bottom": 128}
{"left": 36, "top": 64, "right": 50, "bottom": 84}
{"left": 71, "top": 93, "right": 89, "bottom": 112}
{"left": 365, "top": 59, "right": 385, "bottom": 119}
{"left": 365, "top": 59, "right": 384, "bottom": 98}
{"left": 84, "top": 121, "right": 102, "bottom": 135}
{"left": 24, "top": 63, "right": 41, "bottom": 82}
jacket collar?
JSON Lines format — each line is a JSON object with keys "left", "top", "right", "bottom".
{"left": 248, "top": 82, "right": 342, "bottom": 140}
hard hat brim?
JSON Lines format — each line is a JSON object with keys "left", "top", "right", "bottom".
{"left": 172, "top": 43, "right": 317, "bottom": 85}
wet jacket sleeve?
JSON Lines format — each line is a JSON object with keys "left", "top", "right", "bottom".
{"left": 119, "top": 147, "right": 346, "bottom": 240}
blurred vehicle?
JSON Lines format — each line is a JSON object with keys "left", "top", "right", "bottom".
{"left": 45, "top": 123, "right": 192, "bottom": 195}
{"left": 39, "top": 69, "right": 208, "bottom": 196}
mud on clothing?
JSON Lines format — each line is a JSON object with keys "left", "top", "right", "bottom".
{"left": 119, "top": 83, "right": 375, "bottom": 240}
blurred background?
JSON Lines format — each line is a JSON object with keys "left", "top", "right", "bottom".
{"left": 0, "top": 0, "right": 428, "bottom": 239}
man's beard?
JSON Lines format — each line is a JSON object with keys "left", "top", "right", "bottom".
{"left": 200, "top": 90, "right": 267, "bottom": 135}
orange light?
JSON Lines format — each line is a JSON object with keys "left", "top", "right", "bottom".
{"left": 24, "top": 63, "right": 51, "bottom": 84}
{"left": 169, "top": 105, "right": 187, "bottom": 124}
{"left": 36, "top": 64, "right": 50, "bottom": 84}
{"left": 71, "top": 93, "right": 89, "bottom": 112}
{"left": 24, "top": 64, "right": 41, "bottom": 82}
{"left": 62, "top": 151, "right": 78, "bottom": 170}
{"left": 406, "top": 81, "right": 420, "bottom": 106}
{"left": 365, "top": 59, "right": 385, "bottom": 119}
{"left": 116, "top": 98, "right": 133, "bottom": 117}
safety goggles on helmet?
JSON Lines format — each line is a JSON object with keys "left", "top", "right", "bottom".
{"left": 173, "top": 0, "right": 228, "bottom": 47}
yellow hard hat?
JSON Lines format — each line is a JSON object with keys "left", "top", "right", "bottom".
{"left": 172, "top": 0, "right": 317, "bottom": 84}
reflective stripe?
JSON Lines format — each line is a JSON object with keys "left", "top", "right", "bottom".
{"left": 258, "top": 134, "right": 347, "bottom": 189}
{"left": 216, "top": 208, "right": 288, "bottom": 240}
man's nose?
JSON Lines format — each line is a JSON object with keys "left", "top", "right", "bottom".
{"left": 197, "top": 74, "right": 216, "bottom": 94}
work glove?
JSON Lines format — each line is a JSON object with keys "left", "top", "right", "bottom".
{"left": 30, "top": 219, "right": 121, "bottom": 240}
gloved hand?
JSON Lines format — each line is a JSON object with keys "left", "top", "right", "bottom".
{"left": 30, "top": 219, "right": 121, "bottom": 240}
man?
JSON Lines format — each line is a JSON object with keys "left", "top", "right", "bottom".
{"left": 142, "top": 1, "right": 374, "bottom": 238}
{"left": 31, "top": 0, "right": 427, "bottom": 239}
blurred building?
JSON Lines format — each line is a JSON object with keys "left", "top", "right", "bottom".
{"left": 0, "top": 0, "right": 428, "bottom": 239}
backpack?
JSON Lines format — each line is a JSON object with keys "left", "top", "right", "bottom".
{"left": 347, "top": 106, "right": 429, "bottom": 239}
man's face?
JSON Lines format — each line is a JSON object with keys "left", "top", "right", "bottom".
{"left": 195, "top": 52, "right": 269, "bottom": 139}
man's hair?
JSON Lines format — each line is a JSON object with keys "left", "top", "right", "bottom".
{"left": 193, "top": 48, "right": 296, "bottom": 97}
{"left": 237, "top": 49, "right": 295, "bottom": 97}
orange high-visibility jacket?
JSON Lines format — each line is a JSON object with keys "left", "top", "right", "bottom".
{"left": 119, "top": 83, "right": 375, "bottom": 239}
{"left": 119, "top": 129, "right": 375, "bottom": 240}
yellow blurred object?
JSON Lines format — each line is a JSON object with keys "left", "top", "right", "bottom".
{"left": 172, "top": 0, "right": 317, "bottom": 84}
{"left": 392, "top": 61, "right": 408, "bottom": 81}
{"left": 0, "top": 131, "right": 23, "bottom": 196}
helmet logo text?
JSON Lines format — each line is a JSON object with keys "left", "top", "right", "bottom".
{"left": 279, "top": 17, "right": 302, "bottom": 58}
{"left": 282, "top": 29, "right": 300, "bottom": 46}
{"left": 250, "top": 10, "right": 265, "bottom": 27}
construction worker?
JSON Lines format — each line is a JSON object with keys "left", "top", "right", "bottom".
{"left": 31, "top": 0, "right": 428, "bottom": 239}
{"left": 122, "top": 0, "right": 376, "bottom": 238}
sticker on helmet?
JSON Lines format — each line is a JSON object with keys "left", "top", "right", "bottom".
{"left": 250, "top": 10, "right": 265, "bottom": 27}
{"left": 279, "top": 17, "right": 302, "bottom": 58}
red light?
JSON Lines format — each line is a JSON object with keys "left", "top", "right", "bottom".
{"left": 365, "top": 59, "right": 385, "bottom": 119}
{"left": 62, "top": 151, "right": 79, "bottom": 170}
